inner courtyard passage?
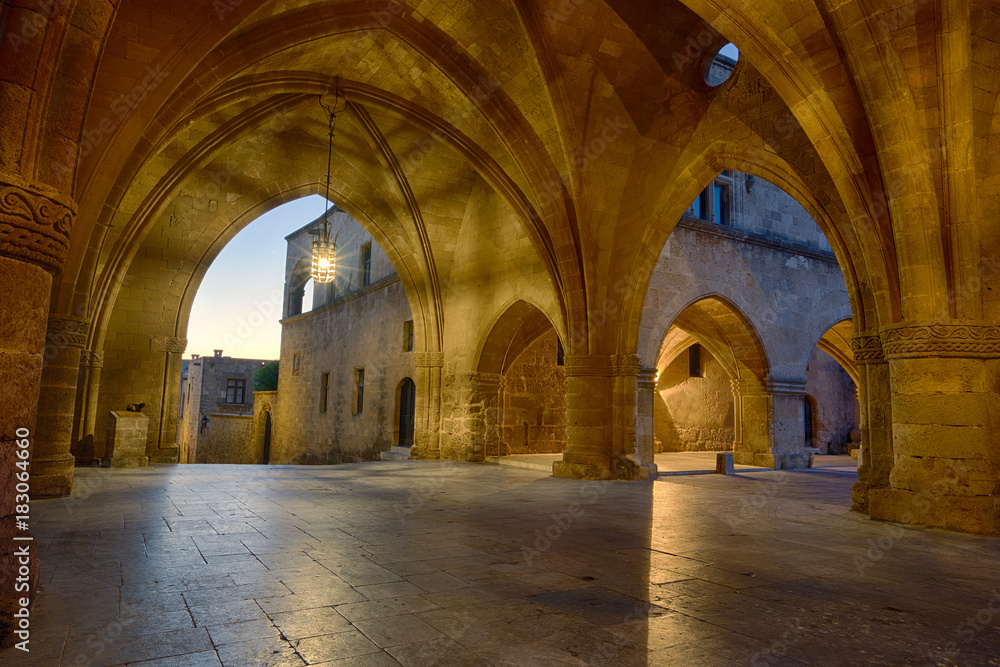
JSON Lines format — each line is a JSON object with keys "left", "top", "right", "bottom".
{"left": 5, "top": 0, "right": 1000, "bottom": 660}
{"left": 4, "top": 462, "right": 1000, "bottom": 667}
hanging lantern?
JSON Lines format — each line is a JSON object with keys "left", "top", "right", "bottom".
{"left": 310, "top": 80, "right": 344, "bottom": 284}
{"left": 311, "top": 233, "right": 337, "bottom": 283}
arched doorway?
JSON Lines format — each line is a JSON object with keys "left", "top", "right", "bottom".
{"left": 398, "top": 378, "right": 415, "bottom": 447}
{"left": 474, "top": 299, "right": 567, "bottom": 463}
{"left": 262, "top": 412, "right": 272, "bottom": 464}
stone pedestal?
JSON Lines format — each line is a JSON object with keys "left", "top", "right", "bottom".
{"left": 103, "top": 412, "right": 149, "bottom": 468}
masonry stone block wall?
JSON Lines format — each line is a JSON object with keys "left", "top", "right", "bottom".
{"left": 500, "top": 330, "right": 566, "bottom": 456}
{"left": 275, "top": 213, "right": 415, "bottom": 463}
{"left": 805, "top": 348, "right": 858, "bottom": 453}
{"left": 654, "top": 348, "right": 735, "bottom": 452}
{"left": 204, "top": 414, "right": 256, "bottom": 464}
{"left": 176, "top": 354, "right": 271, "bottom": 464}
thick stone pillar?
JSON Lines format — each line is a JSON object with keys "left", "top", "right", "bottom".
{"left": 732, "top": 378, "right": 771, "bottom": 467}
{"left": 554, "top": 354, "right": 656, "bottom": 480}
{"left": 0, "top": 174, "right": 76, "bottom": 648}
{"left": 472, "top": 372, "right": 502, "bottom": 461}
{"left": 634, "top": 368, "right": 658, "bottom": 477}
{"left": 850, "top": 332, "right": 891, "bottom": 514}
{"left": 768, "top": 378, "right": 810, "bottom": 469}
{"left": 411, "top": 351, "right": 443, "bottom": 459}
{"left": 150, "top": 335, "right": 185, "bottom": 463}
{"left": 31, "top": 316, "right": 88, "bottom": 497}
{"left": 869, "top": 322, "right": 1000, "bottom": 535}
{"left": 72, "top": 350, "right": 104, "bottom": 465}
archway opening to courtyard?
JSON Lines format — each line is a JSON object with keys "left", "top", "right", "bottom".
{"left": 639, "top": 170, "right": 858, "bottom": 472}
{"left": 476, "top": 300, "right": 567, "bottom": 469}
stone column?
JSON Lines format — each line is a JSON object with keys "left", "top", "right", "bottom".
{"left": 150, "top": 335, "right": 186, "bottom": 463}
{"left": 554, "top": 354, "right": 656, "bottom": 480}
{"left": 731, "top": 378, "right": 771, "bottom": 467}
{"left": 470, "top": 372, "right": 502, "bottom": 461}
{"left": 31, "top": 316, "right": 88, "bottom": 497}
{"left": 850, "top": 332, "right": 891, "bottom": 514}
{"left": 869, "top": 322, "right": 1000, "bottom": 536}
{"left": 0, "top": 174, "right": 76, "bottom": 648}
{"left": 634, "top": 367, "right": 658, "bottom": 476}
{"left": 411, "top": 351, "right": 443, "bottom": 459}
{"left": 767, "top": 378, "right": 809, "bottom": 469}
{"left": 72, "top": 350, "right": 104, "bottom": 465}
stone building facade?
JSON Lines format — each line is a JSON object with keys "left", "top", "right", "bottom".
{"left": 271, "top": 209, "right": 416, "bottom": 463}
{"left": 176, "top": 350, "right": 273, "bottom": 463}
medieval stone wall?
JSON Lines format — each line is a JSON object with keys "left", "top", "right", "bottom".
{"left": 274, "top": 278, "right": 414, "bottom": 463}
{"left": 805, "top": 348, "right": 858, "bottom": 453}
{"left": 500, "top": 329, "right": 566, "bottom": 456}
{"left": 638, "top": 217, "right": 852, "bottom": 378}
{"left": 176, "top": 354, "right": 270, "bottom": 464}
{"left": 203, "top": 413, "right": 256, "bottom": 464}
{"left": 654, "top": 347, "right": 735, "bottom": 452}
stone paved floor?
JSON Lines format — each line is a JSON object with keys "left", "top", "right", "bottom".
{"left": 4, "top": 462, "right": 999, "bottom": 666}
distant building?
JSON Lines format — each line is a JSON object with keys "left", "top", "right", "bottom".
{"left": 176, "top": 349, "right": 273, "bottom": 463}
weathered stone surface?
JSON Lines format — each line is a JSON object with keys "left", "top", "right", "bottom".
{"left": 103, "top": 411, "right": 149, "bottom": 468}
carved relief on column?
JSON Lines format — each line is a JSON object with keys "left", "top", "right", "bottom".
{"left": 150, "top": 336, "right": 188, "bottom": 354}
{"left": 0, "top": 174, "right": 77, "bottom": 274}
{"left": 46, "top": 317, "right": 89, "bottom": 350}
{"left": 414, "top": 351, "right": 444, "bottom": 368}
{"left": 80, "top": 350, "right": 105, "bottom": 368}
{"left": 879, "top": 321, "right": 1000, "bottom": 359}
{"left": 851, "top": 332, "right": 886, "bottom": 365}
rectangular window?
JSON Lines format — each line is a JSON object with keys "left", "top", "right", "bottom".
{"left": 689, "top": 344, "right": 703, "bottom": 378}
{"left": 691, "top": 189, "right": 709, "bottom": 220}
{"left": 404, "top": 320, "right": 414, "bottom": 352}
{"left": 713, "top": 182, "right": 729, "bottom": 225}
{"left": 320, "top": 372, "right": 330, "bottom": 412}
{"left": 355, "top": 368, "right": 365, "bottom": 414}
{"left": 361, "top": 242, "right": 372, "bottom": 287}
{"left": 226, "top": 378, "right": 246, "bottom": 404}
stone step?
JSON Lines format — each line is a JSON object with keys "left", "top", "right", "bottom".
{"left": 379, "top": 447, "right": 412, "bottom": 461}
{"left": 484, "top": 456, "right": 555, "bottom": 473}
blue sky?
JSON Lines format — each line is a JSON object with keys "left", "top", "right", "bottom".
{"left": 186, "top": 195, "right": 328, "bottom": 360}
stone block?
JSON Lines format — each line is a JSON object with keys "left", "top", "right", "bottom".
{"left": 715, "top": 452, "right": 734, "bottom": 474}
{"left": 103, "top": 411, "right": 149, "bottom": 468}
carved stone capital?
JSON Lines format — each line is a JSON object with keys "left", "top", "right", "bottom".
{"left": 880, "top": 321, "right": 1000, "bottom": 359}
{"left": 150, "top": 335, "right": 188, "bottom": 354}
{"left": 636, "top": 367, "right": 657, "bottom": 389}
{"left": 0, "top": 174, "right": 76, "bottom": 274}
{"left": 564, "top": 354, "right": 641, "bottom": 378}
{"left": 851, "top": 332, "right": 886, "bottom": 366}
{"left": 46, "top": 316, "right": 89, "bottom": 349}
{"left": 611, "top": 354, "right": 641, "bottom": 377}
{"left": 80, "top": 351, "right": 104, "bottom": 368}
{"left": 414, "top": 351, "right": 444, "bottom": 368}
{"left": 765, "top": 378, "right": 807, "bottom": 397}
